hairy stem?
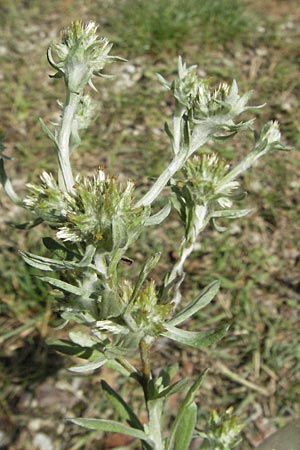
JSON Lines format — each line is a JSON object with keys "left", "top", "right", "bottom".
{"left": 56, "top": 90, "right": 81, "bottom": 191}
{"left": 167, "top": 204, "right": 208, "bottom": 307}
{"left": 136, "top": 126, "right": 210, "bottom": 208}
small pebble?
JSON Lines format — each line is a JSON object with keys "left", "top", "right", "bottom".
{"left": 0, "top": 430, "right": 10, "bottom": 448}
{"left": 33, "top": 432, "right": 54, "bottom": 450}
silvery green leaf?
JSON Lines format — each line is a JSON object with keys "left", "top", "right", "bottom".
{"left": 60, "top": 311, "right": 86, "bottom": 323}
{"left": 13, "top": 218, "right": 43, "bottom": 230}
{"left": 156, "top": 72, "right": 171, "bottom": 90}
{"left": 0, "top": 159, "right": 22, "bottom": 205}
{"left": 95, "top": 320, "right": 129, "bottom": 335}
{"left": 112, "top": 216, "right": 128, "bottom": 250}
{"left": 69, "top": 330, "right": 98, "bottom": 347}
{"left": 105, "top": 358, "right": 132, "bottom": 377}
{"left": 166, "top": 370, "right": 207, "bottom": 450}
{"left": 163, "top": 324, "right": 229, "bottom": 348}
{"left": 46, "top": 45, "right": 63, "bottom": 73}
{"left": 46, "top": 338, "right": 93, "bottom": 357}
{"left": 159, "top": 273, "right": 184, "bottom": 305}
{"left": 98, "top": 287, "right": 122, "bottom": 319}
{"left": 42, "top": 237, "right": 81, "bottom": 258}
{"left": 217, "top": 122, "right": 286, "bottom": 192}
{"left": 105, "top": 359, "right": 132, "bottom": 377}
{"left": 51, "top": 318, "right": 69, "bottom": 330}
{"left": 69, "top": 355, "right": 107, "bottom": 372}
{"left": 153, "top": 378, "right": 191, "bottom": 400}
{"left": 145, "top": 203, "right": 171, "bottom": 226}
{"left": 174, "top": 402, "right": 197, "bottom": 450}
{"left": 40, "top": 276, "right": 92, "bottom": 297}
{"left": 77, "top": 244, "right": 96, "bottom": 267}
{"left": 20, "top": 251, "right": 74, "bottom": 271}
{"left": 128, "top": 253, "right": 161, "bottom": 306}
{"left": 20, "top": 251, "right": 55, "bottom": 271}
{"left": 168, "top": 280, "right": 220, "bottom": 326}
{"left": 70, "top": 418, "right": 149, "bottom": 441}
{"left": 213, "top": 119, "right": 255, "bottom": 140}
{"left": 39, "top": 118, "right": 57, "bottom": 143}
{"left": 210, "top": 208, "right": 252, "bottom": 219}
{"left": 106, "top": 55, "right": 128, "bottom": 63}
{"left": 101, "top": 381, "right": 144, "bottom": 431}
{"left": 212, "top": 218, "right": 228, "bottom": 233}
{"left": 164, "top": 121, "right": 174, "bottom": 145}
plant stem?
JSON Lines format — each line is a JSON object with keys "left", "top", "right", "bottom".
{"left": 167, "top": 204, "right": 208, "bottom": 306}
{"left": 139, "top": 341, "right": 165, "bottom": 449}
{"left": 168, "top": 240, "right": 195, "bottom": 286}
{"left": 136, "top": 126, "right": 210, "bottom": 207}
{"left": 147, "top": 398, "right": 164, "bottom": 450}
{"left": 56, "top": 90, "right": 81, "bottom": 191}
{"left": 139, "top": 338, "right": 152, "bottom": 383}
{"left": 136, "top": 152, "right": 186, "bottom": 207}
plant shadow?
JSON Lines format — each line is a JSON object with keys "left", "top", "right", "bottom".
{"left": 0, "top": 332, "right": 65, "bottom": 387}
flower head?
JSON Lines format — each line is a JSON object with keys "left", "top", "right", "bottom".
{"left": 119, "top": 279, "right": 171, "bottom": 338}
{"left": 174, "top": 153, "right": 239, "bottom": 208}
{"left": 23, "top": 171, "right": 67, "bottom": 223}
{"left": 24, "top": 170, "right": 150, "bottom": 252}
{"left": 48, "top": 21, "right": 125, "bottom": 92}
{"left": 201, "top": 407, "right": 244, "bottom": 449}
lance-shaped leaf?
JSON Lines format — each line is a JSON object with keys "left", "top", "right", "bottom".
{"left": 145, "top": 203, "right": 171, "bottom": 226}
{"left": 0, "top": 159, "right": 22, "bottom": 205}
{"left": 112, "top": 216, "right": 128, "bottom": 250}
{"left": 20, "top": 245, "right": 96, "bottom": 272}
{"left": 211, "top": 218, "right": 228, "bottom": 233}
{"left": 12, "top": 217, "right": 44, "bottom": 230}
{"left": 46, "top": 338, "right": 94, "bottom": 358}
{"left": 69, "top": 330, "right": 99, "bottom": 348}
{"left": 39, "top": 118, "right": 57, "bottom": 143}
{"left": 164, "top": 121, "right": 174, "bottom": 147}
{"left": 166, "top": 370, "right": 207, "bottom": 450}
{"left": 128, "top": 253, "right": 161, "bottom": 306}
{"left": 156, "top": 72, "right": 171, "bottom": 90}
{"left": 77, "top": 244, "right": 96, "bottom": 267}
{"left": 210, "top": 208, "right": 252, "bottom": 220}
{"left": 162, "top": 324, "right": 229, "bottom": 348}
{"left": 168, "top": 280, "right": 220, "bottom": 327}
{"left": 20, "top": 251, "right": 74, "bottom": 271}
{"left": 210, "top": 209, "right": 252, "bottom": 233}
{"left": 70, "top": 418, "right": 149, "bottom": 442}
{"left": 43, "top": 237, "right": 80, "bottom": 256}
{"left": 69, "top": 354, "right": 107, "bottom": 373}
{"left": 150, "top": 377, "right": 191, "bottom": 400}
{"left": 173, "top": 402, "right": 197, "bottom": 450}
{"left": 39, "top": 276, "right": 92, "bottom": 297}
{"left": 101, "top": 381, "right": 144, "bottom": 431}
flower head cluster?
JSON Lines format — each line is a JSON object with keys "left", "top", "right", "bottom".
{"left": 173, "top": 58, "right": 200, "bottom": 109}
{"left": 47, "top": 20, "right": 124, "bottom": 92}
{"left": 201, "top": 408, "right": 244, "bottom": 450}
{"left": 119, "top": 279, "right": 171, "bottom": 338}
{"left": 23, "top": 172, "right": 67, "bottom": 223}
{"left": 24, "top": 170, "right": 150, "bottom": 251}
{"left": 174, "top": 153, "right": 240, "bottom": 209}
{"left": 158, "top": 58, "right": 254, "bottom": 124}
